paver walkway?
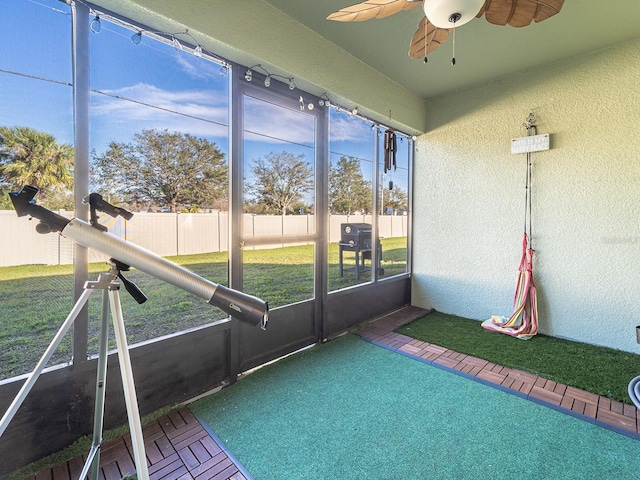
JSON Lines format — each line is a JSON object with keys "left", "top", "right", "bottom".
{"left": 30, "top": 407, "right": 247, "bottom": 480}
{"left": 353, "top": 305, "right": 640, "bottom": 439}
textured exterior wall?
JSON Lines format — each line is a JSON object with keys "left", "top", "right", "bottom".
{"left": 413, "top": 38, "right": 640, "bottom": 352}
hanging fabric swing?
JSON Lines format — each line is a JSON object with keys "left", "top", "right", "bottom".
{"left": 482, "top": 127, "right": 539, "bottom": 340}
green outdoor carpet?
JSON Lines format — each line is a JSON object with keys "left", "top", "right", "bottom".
{"left": 190, "top": 334, "right": 640, "bottom": 479}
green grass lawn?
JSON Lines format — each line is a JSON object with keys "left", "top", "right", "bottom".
{"left": 3, "top": 238, "right": 638, "bottom": 407}
{"left": 395, "top": 311, "right": 640, "bottom": 404}
{"left": 0, "top": 237, "right": 408, "bottom": 379}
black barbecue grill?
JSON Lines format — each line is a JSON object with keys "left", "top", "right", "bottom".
{"left": 338, "top": 223, "right": 383, "bottom": 279}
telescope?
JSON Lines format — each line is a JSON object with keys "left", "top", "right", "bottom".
{"left": 9, "top": 185, "right": 268, "bottom": 329}
{"left": 4, "top": 186, "right": 268, "bottom": 478}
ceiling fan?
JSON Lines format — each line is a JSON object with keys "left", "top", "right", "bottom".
{"left": 327, "top": 0, "right": 565, "bottom": 63}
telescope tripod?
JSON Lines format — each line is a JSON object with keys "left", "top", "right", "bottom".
{"left": 0, "top": 262, "right": 149, "bottom": 479}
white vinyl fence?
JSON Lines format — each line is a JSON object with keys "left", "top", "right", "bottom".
{"left": 0, "top": 211, "right": 407, "bottom": 267}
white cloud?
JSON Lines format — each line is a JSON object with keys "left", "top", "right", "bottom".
{"left": 93, "top": 83, "right": 226, "bottom": 121}
{"left": 329, "top": 113, "right": 372, "bottom": 143}
{"left": 90, "top": 83, "right": 228, "bottom": 146}
{"left": 244, "top": 96, "right": 315, "bottom": 145}
{"left": 91, "top": 83, "right": 319, "bottom": 147}
{"left": 89, "top": 81, "right": 372, "bottom": 155}
{"left": 173, "top": 51, "right": 227, "bottom": 81}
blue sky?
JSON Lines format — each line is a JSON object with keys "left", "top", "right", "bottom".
{"left": 0, "top": 0, "right": 408, "bottom": 199}
{"left": 0, "top": 0, "right": 73, "bottom": 145}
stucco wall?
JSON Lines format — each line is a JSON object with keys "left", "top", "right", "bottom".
{"left": 412, "top": 37, "right": 640, "bottom": 352}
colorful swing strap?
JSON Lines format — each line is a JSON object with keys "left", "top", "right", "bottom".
{"left": 523, "top": 123, "right": 536, "bottom": 249}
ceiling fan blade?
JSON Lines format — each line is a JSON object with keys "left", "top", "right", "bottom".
{"left": 327, "top": 0, "right": 421, "bottom": 22}
{"left": 482, "top": 0, "right": 535, "bottom": 27}
{"left": 408, "top": 17, "right": 450, "bottom": 59}
{"left": 532, "top": 0, "right": 565, "bottom": 23}
{"left": 479, "top": 0, "right": 564, "bottom": 27}
{"left": 476, "top": 1, "right": 488, "bottom": 19}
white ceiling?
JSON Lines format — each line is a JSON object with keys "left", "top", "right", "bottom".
{"left": 261, "top": 0, "right": 640, "bottom": 99}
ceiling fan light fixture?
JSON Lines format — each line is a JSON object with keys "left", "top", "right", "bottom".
{"left": 423, "top": 0, "right": 485, "bottom": 29}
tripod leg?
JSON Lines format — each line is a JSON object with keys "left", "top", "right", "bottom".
{"left": 0, "top": 288, "right": 93, "bottom": 438}
{"left": 109, "top": 288, "right": 149, "bottom": 479}
{"left": 84, "top": 289, "right": 111, "bottom": 480}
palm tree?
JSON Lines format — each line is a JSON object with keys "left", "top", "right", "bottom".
{"left": 0, "top": 126, "right": 74, "bottom": 208}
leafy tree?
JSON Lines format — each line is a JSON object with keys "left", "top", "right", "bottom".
{"left": 243, "top": 199, "right": 272, "bottom": 215}
{"left": 0, "top": 188, "right": 13, "bottom": 210}
{"left": 329, "top": 156, "right": 372, "bottom": 214}
{"left": 91, "top": 129, "right": 228, "bottom": 212}
{"left": 380, "top": 184, "right": 408, "bottom": 214}
{"left": 0, "top": 126, "right": 74, "bottom": 209}
{"left": 388, "top": 185, "right": 408, "bottom": 211}
{"left": 247, "top": 151, "right": 313, "bottom": 215}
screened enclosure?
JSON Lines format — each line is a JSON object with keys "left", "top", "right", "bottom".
{"left": 0, "top": 0, "right": 412, "bottom": 474}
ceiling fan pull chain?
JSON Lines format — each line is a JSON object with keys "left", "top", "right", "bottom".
{"left": 451, "top": 22, "right": 456, "bottom": 65}
{"left": 424, "top": 19, "right": 429, "bottom": 64}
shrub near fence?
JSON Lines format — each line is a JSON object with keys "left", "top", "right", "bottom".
{"left": 0, "top": 211, "right": 407, "bottom": 267}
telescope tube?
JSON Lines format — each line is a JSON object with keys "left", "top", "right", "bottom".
{"left": 9, "top": 185, "right": 267, "bottom": 329}
{"left": 61, "top": 218, "right": 267, "bottom": 329}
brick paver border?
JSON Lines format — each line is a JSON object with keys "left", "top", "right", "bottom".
{"left": 353, "top": 306, "right": 640, "bottom": 440}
